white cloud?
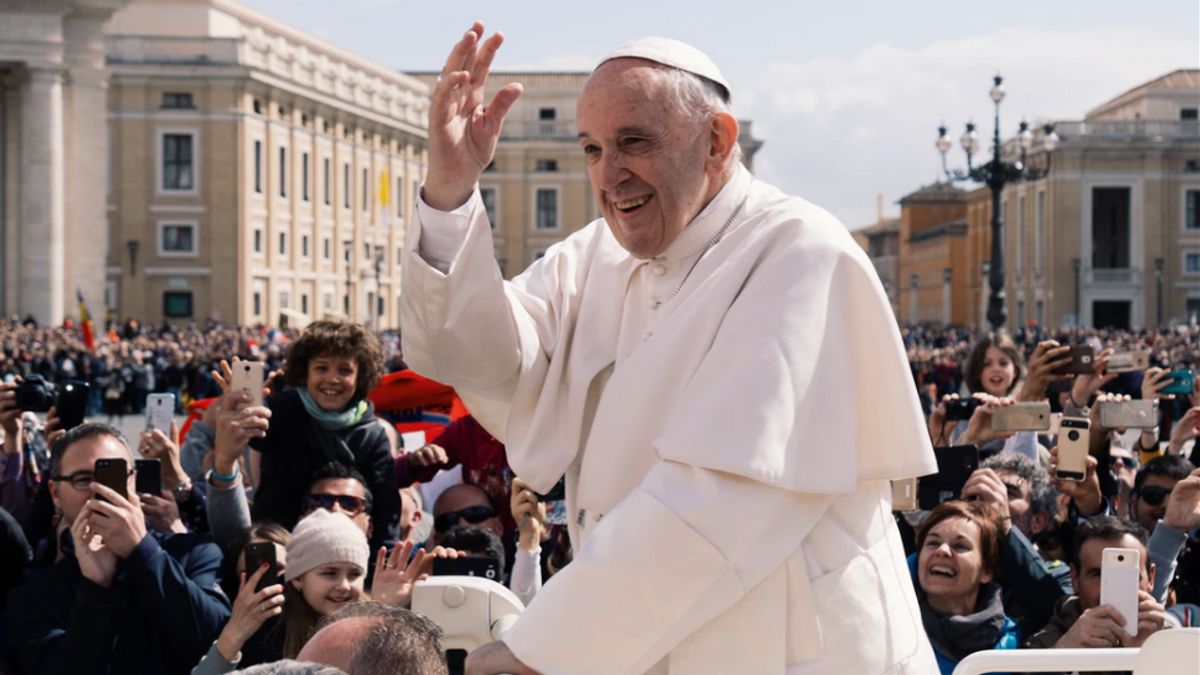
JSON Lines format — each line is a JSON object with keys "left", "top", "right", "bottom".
{"left": 738, "top": 27, "right": 1197, "bottom": 230}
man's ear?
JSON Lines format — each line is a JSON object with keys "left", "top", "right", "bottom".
{"left": 1031, "top": 511, "right": 1049, "bottom": 536}
{"left": 49, "top": 479, "right": 61, "bottom": 511}
{"left": 706, "top": 112, "right": 739, "bottom": 173}
{"left": 1147, "top": 561, "right": 1156, "bottom": 589}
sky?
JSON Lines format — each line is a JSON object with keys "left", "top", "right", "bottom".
{"left": 240, "top": 0, "right": 1200, "bottom": 230}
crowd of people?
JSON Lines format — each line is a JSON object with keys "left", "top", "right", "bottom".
{"left": 0, "top": 314, "right": 1197, "bottom": 673}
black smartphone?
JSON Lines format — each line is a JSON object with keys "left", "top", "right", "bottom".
{"left": 432, "top": 556, "right": 501, "bottom": 582}
{"left": 1050, "top": 345, "right": 1096, "bottom": 376}
{"left": 135, "top": 458, "right": 162, "bottom": 496}
{"left": 917, "top": 444, "right": 980, "bottom": 510}
{"left": 56, "top": 380, "right": 90, "bottom": 431}
{"left": 93, "top": 457, "right": 129, "bottom": 501}
{"left": 244, "top": 541, "right": 279, "bottom": 592}
{"left": 536, "top": 477, "right": 566, "bottom": 502}
{"left": 944, "top": 397, "right": 981, "bottom": 421}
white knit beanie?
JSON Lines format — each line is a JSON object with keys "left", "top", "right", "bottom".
{"left": 285, "top": 509, "right": 369, "bottom": 581}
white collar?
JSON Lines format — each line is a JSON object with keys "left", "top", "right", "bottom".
{"left": 657, "top": 164, "right": 752, "bottom": 264}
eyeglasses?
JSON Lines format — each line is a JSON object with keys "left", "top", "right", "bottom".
{"left": 434, "top": 505, "right": 496, "bottom": 533}
{"left": 307, "top": 493, "right": 368, "bottom": 516}
{"left": 51, "top": 469, "right": 133, "bottom": 491}
{"left": 1109, "top": 456, "right": 1137, "bottom": 470}
{"left": 1136, "top": 485, "right": 1172, "bottom": 507}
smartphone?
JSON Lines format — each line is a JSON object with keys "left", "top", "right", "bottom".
{"left": 1056, "top": 417, "right": 1089, "bottom": 481}
{"left": 992, "top": 401, "right": 1052, "bottom": 432}
{"left": 890, "top": 478, "right": 918, "bottom": 511}
{"left": 1051, "top": 345, "right": 1096, "bottom": 375}
{"left": 135, "top": 458, "right": 162, "bottom": 496}
{"left": 146, "top": 393, "right": 175, "bottom": 433}
{"left": 536, "top": 477, "right": 566, "bottom": 502}
{"left": 1161, "top": 369, "right": 1196, "bottom": 396}
{"left": 230, "top": 361, "right": 266, "bottom": 408}
{"left": 93, "top": 457, "right": 129, "bottom": 501}
{"left": 944, "top": 397, "right": 982, "bottom": 421}
{"left": 1100, "top": 547, "right": 1140, "bottom": 637}
{"left": 432, "top": 556, "right": 501, "bottom": 582}
{"left": 1099, "top": 400, "right": 1159, "bottom": 429}
{"left": 1107, "top": 350, "right": 1150, "bottom": 374}
{"left": 917, "top": 445, "right": 980, "bottom": 510}
{"left": 56, "top": 380, "right": 90, "bottom": 431}
{"left": 244, "top": 542, "right": 279, "bottom": 592}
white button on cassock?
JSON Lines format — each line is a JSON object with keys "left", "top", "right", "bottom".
{"left": 652, "top": 263, "right": 667, "bottom": 276}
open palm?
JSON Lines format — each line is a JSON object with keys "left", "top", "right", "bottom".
{"left": 370, "top": 541, "right": 428, "bottom": 608}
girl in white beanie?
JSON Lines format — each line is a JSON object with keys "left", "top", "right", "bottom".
{"left": 281, "top": 509, "right": 370, "bottom": 658}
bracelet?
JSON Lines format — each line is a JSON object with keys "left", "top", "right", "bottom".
{"left": 209, "top": 462, "right": 240, "bottom": 483}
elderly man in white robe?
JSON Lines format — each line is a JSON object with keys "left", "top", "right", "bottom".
{"left": 401, "top": 23, "right": 940, "bottom": 675}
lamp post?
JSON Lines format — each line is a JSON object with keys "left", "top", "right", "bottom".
{"left": 127, "top": 240, "right": 140, "bottom": 278}
{"left": 937, "top": 74, "right": 1059, "bottom": 333}
{"left": 373, "top": 249, "right": 384, "bottom": 325}
{"left": 1154, "top": 257, "right": 1164, "bottom": 326}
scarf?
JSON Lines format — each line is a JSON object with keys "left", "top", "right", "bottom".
{"left": 919, "top": 581, "right": 1008, "bottom": 662}
{"left": 297, "top": 389, "right": 368, "bottom": 431}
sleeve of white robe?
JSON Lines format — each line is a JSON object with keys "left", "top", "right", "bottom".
{"left": 502, "top": 461, "right": 833, "bottom": 674}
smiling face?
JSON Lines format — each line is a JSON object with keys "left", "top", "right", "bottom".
{"left": 305, "top": 354, "right": 359, "bottom": 412}
{"left": 980, "top": 346, "right": 1017, "bottom": 396}
{"left": 918, "top": 517, "right": 992, "bottom": 608}
{"left": 577, "top": 60, "right": 730, "bottom": 259}
{"left": 292, "top": 562, "right": 365, "bottom": 616}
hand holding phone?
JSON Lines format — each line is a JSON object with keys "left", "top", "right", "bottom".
{"left": 229, "top": 361, "right": 266, "bottom": 408}
{"left": 93, "top": 458, "right": 130, "bottom": 501}
{"left": 1100, "top": 547, "right": 1140, "bottom": 637}
{"left": 1055, "top": 417, "right": 1089, "bottom": 481}
{"left": 243, "top": 542, "right": 280, "bottom": 592}
{"left": 56, "top": 380, "right": 90, "bottom": 431}
{"left": 1051, "top": 345, "right": 1096, "bottom": 376}
{"left": 135, "top": 458, "right": 162, "bottom": 496}
{"left": 918, "top": 445, "right": 980, "bottom": 510}
{"left": 146, "top": 393, "right": 175, "bottom": 432}
{"left": 1161, "top": 370, "right": 1196, "bottom": 396}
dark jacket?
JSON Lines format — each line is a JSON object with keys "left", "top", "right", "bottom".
{"left": 251, "top": 388, "right": 399, "bottom": 552}
{"left": 5, "top": 530, "right": 231, "bottom": 675}
{"left": 999, "top": 526, "right": 1073, "bottom": 637}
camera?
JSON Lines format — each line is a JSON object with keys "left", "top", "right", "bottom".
{"left": 15, "top": 375, "right": 56, "bottom": 412}
{"left": 1067, "top": 430, "right": 1080, "bottom": 442}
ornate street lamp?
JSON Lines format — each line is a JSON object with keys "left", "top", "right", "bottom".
{"left": 937, "top": 74, "right": 1059, "bottom": 332}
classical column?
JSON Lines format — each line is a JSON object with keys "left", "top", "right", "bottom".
{"left": 18, "top": 67, "right": 66, "bottom": 325}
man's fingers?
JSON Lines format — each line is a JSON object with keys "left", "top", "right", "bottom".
{"left": 470, "top": 31, "right": 504, "bottom": 88}
{"left": 440, "top": 24, "right": 482, "bottom": 79}
{"left": 484, "top": 83, "right": 523, "bottom": 132}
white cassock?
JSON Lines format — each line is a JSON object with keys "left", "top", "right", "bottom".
{"left": 400, "top": 164, "right": 940, "bottom": 674}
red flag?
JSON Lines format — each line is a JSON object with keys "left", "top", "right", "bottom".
{"left": 76, "top": 289, "right": 95, "bottom": 352}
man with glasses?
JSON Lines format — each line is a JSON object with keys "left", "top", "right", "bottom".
{"left": 430, "top": 483, "right": 502, "bottom": 546}
{"left": 1132, "top": 455, "right": 1200, "bottom": 607}
{"left": 5, "top": 423, "right": 230, "bottom": 675}
{"left": 304, "top": 463, "right": 374, "bottom": 537}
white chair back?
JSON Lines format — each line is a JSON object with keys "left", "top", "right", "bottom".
{"left": 951, "top": 629, "right": 1200, "bottom": 675}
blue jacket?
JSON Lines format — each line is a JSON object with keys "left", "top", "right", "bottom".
{"left": 6, "top": 530, "right": 231, "bottom": 675}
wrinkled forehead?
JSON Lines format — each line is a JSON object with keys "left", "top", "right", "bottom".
{"left": 60, "top": 435, "right": 129, "bottom": 472}
{"left": 434, "top": 483, "right": 492, "bottom": 515}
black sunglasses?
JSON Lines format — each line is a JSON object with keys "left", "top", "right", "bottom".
{"left": 307, "top": 493, "right": 368, "bottom": 515}
{"left": 1109, "top": 456, "right": 1137, "bottom": 470}
{"left": 435, "top": 505, "right": 496, "bottom": 533}
{"left": 1136, "top": 485, "right": 1171, "bottom": 507}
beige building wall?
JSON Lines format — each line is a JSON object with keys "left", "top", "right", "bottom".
{"left": 105, "top": 0, "right": 429, "bottom": 327}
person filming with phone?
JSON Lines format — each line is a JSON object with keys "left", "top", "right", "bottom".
{"left": 5, "top": 423, "right": 230, "bottom": 675}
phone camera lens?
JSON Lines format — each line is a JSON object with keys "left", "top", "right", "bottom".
{"left": 1117, "top": 555, "right": 1125, "bottom": 562}
{"left": 1068, "top": 430, "right": 1080, "bottom": 442}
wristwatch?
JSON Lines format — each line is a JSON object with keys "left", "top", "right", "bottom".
{"left": 173, "top": 480, "right": 194, "bottom": 501}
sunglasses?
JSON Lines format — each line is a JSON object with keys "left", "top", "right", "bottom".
{"left": 435, "top": 505, "right": 496, "bottom": 533}
{"left": 1109, "top": 456, "right": 1137, "bottom": 470}
{"left": 307, "top": 493, "right": 368, "bottom": 515}
{"left": 1136, "top": 485, "right": 1172, "bottom": 507}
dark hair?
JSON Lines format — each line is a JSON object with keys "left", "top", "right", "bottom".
{"left": 221, "top": 522, "right": 291, "bottom": 596}
{"left": 1071, "top": 516, "right": 1150, "bottom": 572}
{"left": 316, "top": 601, "right": 447, "bottom": 675}
{"left": 1133, "top": 454, "right": 1195, "bottom": 492}
{"left": 915, "top": 500, "right": 1003, "bottom": 578}
{"left": 963, "top": 332, "right": 1024, "bottom": 395}
{"left": 306, "top": 463, "right": 374, "bottom": 512}
{"left": 283, "top": 321, "right": 385, "bottom": 404}
{"left": 437, "top": 525, "right": 506, "bottom": 579}
{"left": 981, "top": 453, "right": 1059, "bottom": 518}
{"left": 49, "top": 422, "right": 129, "bottom": 477}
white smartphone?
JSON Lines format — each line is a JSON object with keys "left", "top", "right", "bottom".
{"left": 230, "top": 361, "right": 266, "bottom": 408}
{"left": 1100, "top": 547, "right": 1140, "bottom": 636}
{"left": 1056, "top": 417, "right": 1090, "bottom": 481}
{"left": 145, "top": 393, "right": 175, "bottom": 433}
{"left": 890, "top": 478, "right": 918, "bottom": 511}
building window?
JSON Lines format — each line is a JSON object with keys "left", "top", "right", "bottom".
{"left": 1182, "top": 108, "right": 1199, "bottom": 121}
{"left": 481, "top": 187, "right": 497, "bottom": 229}
{"left": 1092, "top": 187, "right": 1130, "bottom": 269}
{"left": 254, "top": 140, "right": 262, "bottom": 194}
{"left": 302, "top": 152, "right": 310, "bottom": 202}
{"left": 396, "top": 177, "right": 403, "bottom": 217}
{"left": 161, "top": 92, "right": 194, "bottom": 109}
{"left": 538, "top": 108, "right": 556, "bottom": 120}
{"left": 1187, "top": 253, "right": 1200, "bottom": 273}
{"left": 253, "top": 292, "right": 262, "bottom": 316}
{"left": 1035, "top": 191, "right": 1046, "bottom": 271}
{"left": 279, "top": 147, "right": 287, "bottom": 197}
{"left": 302, "top": 235, "right": 310, "bottom": 258}
{"left": 162, "top": 133, "right": 194, "bottom": 191}
{"left": 1186, "top": 159, "right": 1200, "bottom": 173}
{"left": 1036, "top": 299, "right": 1045, "bottom": 327}
{"left": 159, "top": 222, "right": 196, "bottom": 256}
{"left": 253, "top": 99, "right": 263, "bottom": 115}
{"left": 535, "top": 159, "right": 558, "bottom": 172}
{"left": 323, "top": 158, "right": 331, "bottom": 205}
{"left": 1017, "top": 195, "right": 1026, "bottom": 274}
{"left": 279, "top": 232, "right": 287, "bottom": 257}
{"left": 280, "top": 291, "right": 290, "bottom": 310}
{"left": 164, "top": 291, "right": 193, "bottom": 318}
{"left": 535, "top": 188, "right": 558, "bottom": 230}
{"left": 362, "top": 167, "right": 369, "bottom": 212}
{"left": 301, "top": 294, "right": 309, "bottom": 314}
{"left": 343, "top": 295, "right": 350, "bottom": 313}
{"left": 323, "top": 293, "right": 333, "bottom": 310}
{"left": 1187, "top": 190, "right": 1200, "bottom": 230}
{"left": 324, "top": 237, "right": 331, "bottom": 260}
{"left": 253, "top": 229, "right": 262, "bottom": 254}
{"left": 343, "top": 163, "right": 350, "bottom": 208}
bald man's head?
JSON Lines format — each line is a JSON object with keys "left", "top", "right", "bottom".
{"left": 301, "top": 602, "right": 446, "bottom": 675}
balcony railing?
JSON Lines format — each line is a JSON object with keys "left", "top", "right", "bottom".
{"left": 1054, "top": 119, "right": 1200, "bottom": 140}
{"left": 501, "top": 119, "right": 578, "bottom": 140}
{"left": 1086, "top": 267, "right": 1142, "bottom": 286}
